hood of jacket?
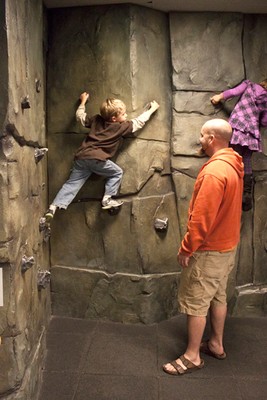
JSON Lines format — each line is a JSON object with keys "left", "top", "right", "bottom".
{"left": 201, "top": 148, "right": 244, "bottom": 178}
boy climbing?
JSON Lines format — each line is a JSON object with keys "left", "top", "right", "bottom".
{"left": 45, "top": 92, "right": 159, "bottom": 220}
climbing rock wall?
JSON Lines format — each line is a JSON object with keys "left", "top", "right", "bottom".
{"left": 1, "top": 3, "right": 266, "bottom": 399}
{"left": 0, "top": 0, "right": 50, "bottom": 399}
{"left": 171, "top": 12, "right": 267, "bottom": 316}
{"left": 47, "top": 6, "right": 267, "bottom": 322}
{"left": 47, "top": 5, "right": 179, "bottom": 324}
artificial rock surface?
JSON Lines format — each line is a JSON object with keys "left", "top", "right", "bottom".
{"left": 47, "top": 4, "right": 175, "bottom": 324}
{"left": 0, "top": 0, "right": 50, "bottom": 398}
{"left": 1, "top": 4, "right": 267, "bottom": 399}
{"left": 46, "top": 7, "right": 267, "bottom": 325}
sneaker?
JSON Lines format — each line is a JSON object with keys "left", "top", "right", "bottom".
{"left": 44, "top": 208, "right": 56, "bottom": 221}
{"left": 102, "top": 198, "right": 123, "bottom": 209}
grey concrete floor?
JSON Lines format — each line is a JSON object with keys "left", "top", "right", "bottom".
{"left": 38, "top": 314, "right": 267, "bottom": 400}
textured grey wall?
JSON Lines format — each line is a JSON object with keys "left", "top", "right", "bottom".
{"left": 47, "top": 6, "right": 267, "bottom": 323}
{"left": 0, "top": 0, "right": 50, "bottom": 398}
{"left": 1, "top": 4, "right": 266, "bottom": 398}
{"left": 47, "top": 5, "right": 178, "bottom": 324}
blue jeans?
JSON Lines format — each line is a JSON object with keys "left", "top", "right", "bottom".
{"left": 52, "top": 159, "right": 123, "bottom": 209}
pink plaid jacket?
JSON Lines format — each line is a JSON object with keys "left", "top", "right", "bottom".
{"left": 223, "top": 80, "right": 267, "bottom": 151}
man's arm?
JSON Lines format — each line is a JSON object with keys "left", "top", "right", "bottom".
{"left": 131, "top": 101, "right": 159, "bottom": 132}
{"left": 76, "top": 92, "right": 90, "bottom": 127}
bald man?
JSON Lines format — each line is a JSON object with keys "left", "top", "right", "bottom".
{"left": 163, "top": 119, "right": 244, "bottom": 376}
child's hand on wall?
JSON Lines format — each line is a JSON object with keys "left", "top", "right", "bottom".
{"left": 210, "top": 93, "right": 224, "bottom": 105}
{"left": 149, "top": 100, "right": 160, "bottom": 113}
{"left": 79, "top": 92, "right": 89, "bottom": 105}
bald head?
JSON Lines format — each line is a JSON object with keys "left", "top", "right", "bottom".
{"left": 202, "top": 119, "right": 232, "bottom": 144}
{"left": 199, "top": 119, "right": 232, "bottom": 157}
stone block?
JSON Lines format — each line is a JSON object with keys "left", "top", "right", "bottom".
{"left": 171, "top": 155, "right": 206, "bottom": 178}
{"left": 261, "top": 127, "right": 267, "bottom": 157}
{"left": 0, "top": 329, "right": 46, "bottom": 400}
{"left": 0, "top": 2, "right": 8, "bottom": 129}
{"left": 47, "top": 6, "right": 132, "bottom": 134}
{"left": 244, "top": 14, "right": 267, "bottom": 83}
{"left": 51, "top": 193, "right": 180, "bottom": 275}
{"left": 172, "top": 114, "right": 211, "bottom": 156}
{"left": 229, "top": 284, "right": 267, "bottom": 317}
{"left": 172, "top": 172, "right": 195, "bottom": 237}
{"left": 170, "top": 12, "right": 244, "bottom": 91}
{"left": 130, "top": 194, "right": 181, "bottom": 274}
{"left": 235, "top": 212, "right": 253, "bottom": 285}
{"left": 128, "top": 5, "right": 172, "bottom": 142}
{"left": 0, "top": 162, "right": 10, "bottom": 245}
{"left": 253, "top": 173, "right": 267, "bottom": 283}
{"left": 117, "top": 138, "right": 170, "bottom": 194}
{"left": 0, "top": 246, "right": 9, "bottom": 264}
{"left": 173, "top": 91, "right": 216, "bottom": 116}
{"left": 138, "top": 174, "right": 173, "bottom": 197}
{"left": 50, "top": 202, "right": 138, "bottom": 274}
{"left": 252, "top": 153, "right": 267, "bottom": 171}
{"left": 0, "top": 337, "right": 20, "bottom": 395}
{"left": 51, "top": 265, "right": 179, "bottom": 323}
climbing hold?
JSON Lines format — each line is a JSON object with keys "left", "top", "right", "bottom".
{"left": 37, "top": 270, "right": 51, "bottom": 290}
{"left": 39, "top": 217, "right": 51, "bottom": 242}
{"left": 35, "top": 79, "right": 41, "bottom": 93}
{"left": 43, "top": 225, "right": 51, "bottom": 243}
{"left": 21, "top": 255, "right": 35, "bottom": 273}
{"left": 21, "top": 96, "right": 31, "bottom": 109}
{"left": 34, "top": 147, "right": 48, "bottom": 163}
{"left": 154, "top": 217, "right": 168, "bottom": 232}
{"left": 39, "top": 217, "right": 47, "bottom": 232}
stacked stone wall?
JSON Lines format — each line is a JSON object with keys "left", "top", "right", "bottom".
{"left": 47, "top": 6, "right": 267, "bottom": 322}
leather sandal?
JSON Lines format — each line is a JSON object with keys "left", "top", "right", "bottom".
{"left": 163, "top": 355, "right": 204, "bottom": 375}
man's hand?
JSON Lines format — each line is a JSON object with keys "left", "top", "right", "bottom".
{"left": 80, "top": 92, "right": 89, "bottom": 105}
{"left": 177, "top": 253, "right": 191, "bottom": 268}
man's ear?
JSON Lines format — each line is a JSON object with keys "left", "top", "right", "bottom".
{"left": 111, "top": 115, "right": 117, "bottom": 122}
{"left": 209, "top": 134, "right": 215, "bottom": 143}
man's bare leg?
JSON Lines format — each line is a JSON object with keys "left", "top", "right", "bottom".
{"left": 184, "top": 315, "right": 206, "bottom": 364}
{"left": 208, "top": 303, "right": 227, "bottom": 355}
{"left": 163, "top": 314, "right": 206, "bottom": 372}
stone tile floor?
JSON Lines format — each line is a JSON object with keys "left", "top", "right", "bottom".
{"left": 38, "top": 314, "right": 267, "bottom": 400}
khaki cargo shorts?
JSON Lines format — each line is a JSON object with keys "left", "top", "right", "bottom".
{"left": 178, "top": 249, "right": 237, "bottom": 317}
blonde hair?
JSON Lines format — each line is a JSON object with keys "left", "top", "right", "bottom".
{"left": 259, "top": 79, "right": 267, "bottom": 90}
{"left": 100, "top": 98, "right": 126, "bottom": 121}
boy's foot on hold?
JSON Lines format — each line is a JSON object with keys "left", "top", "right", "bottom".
{"left": 102, "top": 197, "right": 123, "bottom": 209}
{"left": 44, "top": 207, "right": 56, "bottom": 222}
